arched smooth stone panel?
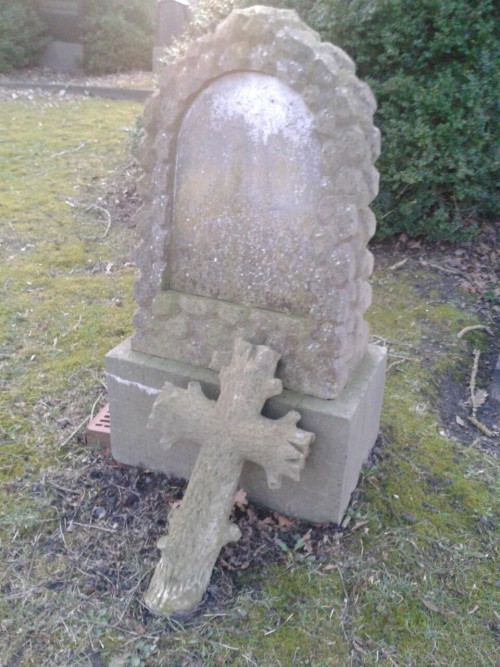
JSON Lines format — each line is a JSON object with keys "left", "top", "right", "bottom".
{"left": 170, "top": 72, "right": 321, "bottom": 316}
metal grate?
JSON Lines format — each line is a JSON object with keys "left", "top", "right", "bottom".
{"left": 86, "top": 403, "right": 111, "bottom": 450}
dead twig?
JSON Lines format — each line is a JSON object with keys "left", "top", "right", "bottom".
{"left": 61, "top": 315, "right": 82, "bottom": 338}
{"left": 57, "top": 415, "right": 89, "bottom": 449}
{"left": 457, "top": 324, "right": 493, "bottom": 339}
{"left": 73, "top": 522, "right": 116, "bottom": 534}
{"left": 263, "top": 612, "right": 294, "bottom": 636}
{"left": 389, "top": 258, "right": 409, "bottom": 271}
{"left": 469, "top": 349, "right": 480, "bottom": 415}
{"left": 467, "top": 416, "right": 494, "bottom": 438}
{"left": 49, "top": 140, "right": 97, "bottom": 159}
{"left": 83, "top": 204, "right": 112, "bottom": 240}
{"left": 372, "top": 335, "right": 417, "bottom": 351}
{"left": 45, "top": 479, "right": 81, "bottom": 495}
{"left": 386, "top": 359, "right": 409, "bottom": 373}
{"left": 419, "top": 259, "right": 465, "bottom": 277}
{"left": 467, "top": 349, "right": 495, "bottom": 437}
{"left": 58, "top": 394, "right": 102, "bottom": 448}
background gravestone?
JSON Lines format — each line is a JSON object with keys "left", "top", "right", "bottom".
{"left": 38, "top": 0, "right": 85, "bottom": 73}
{"left": 106, "top": 6, "right": 387, "bottom": 524}
{"left": 153, "top": 0, "right": 194, "bottom": 71}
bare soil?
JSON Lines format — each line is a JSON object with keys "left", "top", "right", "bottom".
{"left": 372, "top": 225, "right": 499, "bottom": 453}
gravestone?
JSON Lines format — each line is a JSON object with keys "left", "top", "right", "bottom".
{"left": 38, "top": 0, "right": 85, "bottom": 73}
{"left": 153, "top": 0, "right": 193, "bottom": 71}
{"left": 106, "top": 6, "right": 387, "bottom": 524}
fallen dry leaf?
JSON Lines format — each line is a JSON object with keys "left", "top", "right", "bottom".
{"left": 233, "top": 488, "right": 248, "bottom": 510}
{"left": 422, "top": 599, "right": 441, "bottom": 613}
{"left": 472, "top": 388, "right": 488, "bottom": 410}
{"left": 275, "top": 513, "right": 294, "bottom": 528}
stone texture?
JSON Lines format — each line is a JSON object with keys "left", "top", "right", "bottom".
{"left": 40, "top": 41, "right": 83, "bottom": 74}
{"left": 132, "top": 5, "right": 380, "bottom": 399}
{"left": 143, "top": 339, "right": 314, "bottom": 615}
{"left": 491, "top": 355, "right": 500, "bottom": 403}
{"left": 106, "top": 338, "right": 387, "bottom": 524}
{"left": 153, "top": 0, "right": 192, "bottom": 71}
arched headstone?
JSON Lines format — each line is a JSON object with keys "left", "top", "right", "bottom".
{"left": 132, "top": 5, "right": 380, "bottom": 399}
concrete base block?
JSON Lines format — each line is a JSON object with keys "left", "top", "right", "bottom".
{"left": 106, "top": 338, "right": 386, "bottom": 524}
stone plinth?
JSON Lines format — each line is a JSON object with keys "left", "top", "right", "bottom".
{"left": 106, "top": 338, "right": 386, "bottom": 524}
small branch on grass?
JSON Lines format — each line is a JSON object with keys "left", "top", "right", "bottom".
{"left": 467, "top": 416, "right": 494, "bottom": 438}
{"left": 116, "top": 572, "right": 151, "bottom": 624}
{"left": 419, "top": 259, "right": 465, "bottom": 277}
{"left": 61, "top": 315, "right": 82, "bottom": 338}
{"left": 46, "top": 479, "right": 81, "bottom": 495}
{"left": 73, "top": 522, "right": 116, "bottom": 534}
{"left": 457, "top": 324, "right": 493, "bottom": 339}
{"left": 386, "top": 358, "right": 409, "bottom": 373}
{"left": 58, "top": 415, "right": 89, "bottom": 449}
{"left": 263, "top": 613, "right": 294, "bottom": 636}
{"left": 389, "top": 258, "right": 409, "bottom": 271}
{"left": 83, "top": 204, "right": 112, "bottom": 240}
{"left": 372, "top": 335, "right": 417, "bottom": 351}
{"left": 469, "top": 349, "right": 480, "bottom": 416}
{"left": 466, "top": 348, "right": 495, "bottom": 437}
{"left": 49, "top": 140, "right": 97, "bottom": 160}
{"left": 58, "top": 394, "right": 103, "bottom": 448}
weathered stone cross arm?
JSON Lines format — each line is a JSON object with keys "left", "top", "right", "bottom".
{"left": 148, "top": 339, "right": 311, "bottom": 488}
{"left": 144, "top": 338, "right": 315, "bottom": 616}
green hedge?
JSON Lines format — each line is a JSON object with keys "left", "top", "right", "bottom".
{"left": 171, "top": 0, "right": 499, "bottom": 240}
{"left": 308, "top": 0, "right": 499, "bottom": 239}
{"left": 81, "top": 0, "right": 154, "bottom": 75}
{"left": 0, "top": 0, "right": 50, "bottom": 73}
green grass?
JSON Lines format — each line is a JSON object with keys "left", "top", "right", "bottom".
{"left": 0, "top": 97, "right": 138, "bottom": 480}
{"left": 0, "top": 96, "right": 498, "bottom": 667}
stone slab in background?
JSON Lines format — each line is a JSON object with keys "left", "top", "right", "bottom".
{"left": 40, "top": 41, "right": 83, "bottom": 74}
{"left": 491, "top": 355, "right": 500, "bottom": 403}
{"left": 38, "top": 0, "right": 86, "bottom": 74}
{"left": 106, "top": 338, "right": 387, "bottom": 524}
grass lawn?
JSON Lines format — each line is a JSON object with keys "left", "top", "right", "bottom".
{"left": 0, "top": 94, "right": 498, "bottom": 667}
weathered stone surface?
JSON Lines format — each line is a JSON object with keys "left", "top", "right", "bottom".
{"left": 132, "top": 5, "right": 380, "bottom": 399}
{"left": 143, "top": 339, "right": 314, "bottom": 615}
{"left": 491, "top": 355, "right": 500, "bottom": 403}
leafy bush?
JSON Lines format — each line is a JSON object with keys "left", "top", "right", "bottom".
{"left": 308, "top": 0, "right": 499, "bottom": 239}
{"left": 171, "top": 0, "right": 499, "bottom": 240}
{"left": 81, "top": 0, "right": 154, "bottom": 75}
{"left": 0, "top": 0, "right": 50, "bottom": 73}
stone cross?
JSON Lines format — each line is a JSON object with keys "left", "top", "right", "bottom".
{"left": 144, "top": 339, "right": 314, "bottom": 615}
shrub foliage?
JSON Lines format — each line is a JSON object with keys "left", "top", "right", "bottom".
{"left": 0, "top": 0, "right": 50, "bottom": 73}
{"left": 81, "top": 0, "right": 154, "bottom": 75}
{"left": 174, "top": 0, "right": 498, "bottom": 240}
{"left": 308, "top": 0, "right": 499, "bottom": 239}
